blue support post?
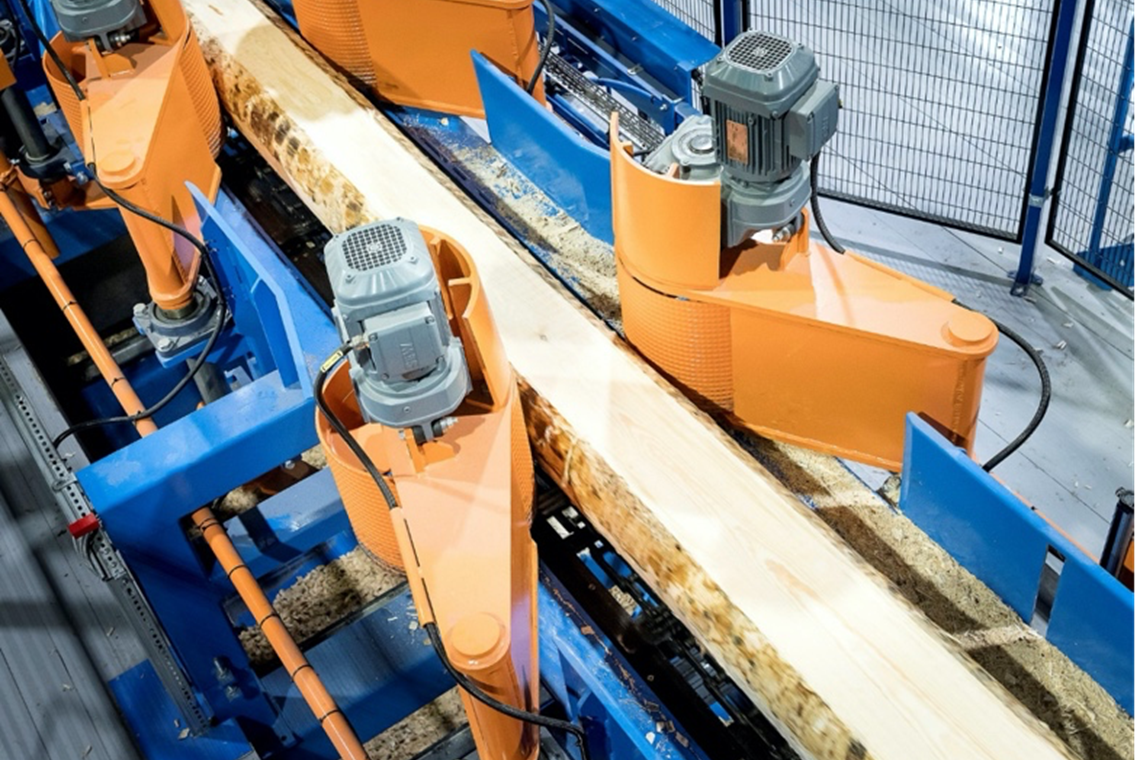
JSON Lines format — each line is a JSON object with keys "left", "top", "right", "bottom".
{"left": 1076, "top": 22, "right": 1134, "bottom": 289}
{"left": 1012, "top": 0, "right": 1082, "bottom": 296}
{"left": 718, "top": 0, "right": 746, "bottom": 45}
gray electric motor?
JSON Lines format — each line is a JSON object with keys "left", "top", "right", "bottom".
{"left": 48, "top": 0, "right": 146, "bottom": 49}
{"left": 324, "top": 219, "right": 471, "bottom": 441}
{"left": 646, "top": 30, "right": 839, "bottom": 246}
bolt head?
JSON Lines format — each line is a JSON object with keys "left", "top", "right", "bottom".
{"left": 156, "top": 338, "right": 174, "bottom": 351}
{"left": 133, "top": 303, "right": 147, "bottom": 317}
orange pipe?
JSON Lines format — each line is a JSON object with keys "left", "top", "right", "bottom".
{"left": 0, "top": 171, "right": 365, "bottom": 758}
{"left": 0, "top": 183, "right": 157, "bottom": 437}
{"left": 191, "top": 508, "right": 369, "bottom": 760}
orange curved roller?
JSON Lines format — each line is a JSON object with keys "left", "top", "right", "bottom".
{"left": 295, "top": 0, "right": 545, "bottom": 118}
{"left": 610, "top": 115, "right": 997, "bottom": 470}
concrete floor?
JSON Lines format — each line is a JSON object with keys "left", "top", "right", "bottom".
{"left": 818, "top": 195, "right": 1135, "bottom": 555}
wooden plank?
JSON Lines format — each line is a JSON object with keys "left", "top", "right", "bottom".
{"left": 184, "top": 2, "right": 1076, "bottom": 758}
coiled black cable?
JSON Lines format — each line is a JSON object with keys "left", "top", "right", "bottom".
{"left": 313, "top": 343, "right": 594, "bottom": 760}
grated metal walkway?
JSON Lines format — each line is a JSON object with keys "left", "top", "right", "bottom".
{"left": 0, "top": 312, "right": 141, "bottom": 760}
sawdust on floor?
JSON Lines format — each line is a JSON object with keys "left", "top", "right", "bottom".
{"left": 740, "top": 433, "right": 1134, "bottom": 760}
{"left": 239, "top": 547, "right": 404, "bottom": 668}
{"left": 364, "top": 688, "right": 467, "bottom": 760}
{"left": 452, "top": 142, "right": 621, "bottom": 326}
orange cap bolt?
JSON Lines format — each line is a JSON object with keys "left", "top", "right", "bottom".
{"left": 97, "top": 150, "right": 139, "bottom": 182}
{"left": 943, "top": 311, "right": 995, "bottom": 348}
{"left": 448, "top": 612, "right": 508, "bottom": 666}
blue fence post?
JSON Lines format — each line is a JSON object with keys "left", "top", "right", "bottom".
{"left": 718, "top": 0, "right": 746, "bottom": 44}
{"left": 1080, "top": 21, "right": 1134, "bottom": 286}
{"left": 1012, "top": 0, "right": 1083, "bottom": 296}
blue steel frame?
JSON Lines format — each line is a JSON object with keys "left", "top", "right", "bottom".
{"left": 899, "top": 414, "right": 1134, "bottom": 716}
{"left": 1013, "top": 0, "right": 1082, "bottom": 296}
{"left": 1072, "top": 21, "right": 1134, "bottom": 291}
{"left": 51, "top": 181, "right": 708, "bottom": 758}
{"left": 470, "top": 0, "right": 717, "bottom": 244}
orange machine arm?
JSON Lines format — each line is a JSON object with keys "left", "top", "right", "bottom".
{"left": 42, "top": 0, "right": 222, "bottom": 315}
{"left": 610, "top": 115, "right": 998, "bottom": 471}
{"left": 318, "top": 228, "right": 539, "bottom": 760}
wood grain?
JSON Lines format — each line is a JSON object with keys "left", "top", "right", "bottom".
{"left": 184, "top": 1, "right": 1076, "bottom": 757}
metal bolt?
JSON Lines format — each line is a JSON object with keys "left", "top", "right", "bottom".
{"left": 224, "top": 685, "right": 241, "bottom": 701}
{"left": 283, "top": 459, "right": 297, "bottom": 471}
{"left": 156, "top": 337, "right": 174, "bottom": 352}
{"left": 132, "top": 303, "right": 147, "bottom": 317}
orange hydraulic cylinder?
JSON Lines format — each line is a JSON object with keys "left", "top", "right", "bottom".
{"left": 192, "top": 508, "right": 368, "bottom": 760}
{"left": 317, "top": 228, "right": 538, "bottom": 760}
{"left": 294, "top": 0, "right": 545, "bottom": 118}
{"left": 0, "top": 182, "right": 157, "bottom": 437}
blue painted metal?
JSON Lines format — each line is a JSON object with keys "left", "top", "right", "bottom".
{"left": 110, "top": 661, "right": 254, "bottom": 760}
{"left": 0, "top": 208, "right": 125, "bottom": 289}
{"left": 474, "top": 52, "right": 614, "bottom": 243}
{"left": 549, "top": 0, "right": 718, "bottom": 99}
{"left": 899, "top": 414, "right": 1134, "bottom": 715}
{"left": 260, "top": 587, "right": 453, "bottom": 759}
{"left": 1013, "top": 0, "right": 1082, "bottom": 295}
{"left": 219, "top": 468, "right": 351, "bottom": 582}
{"left": 77, "top": 187, "right": 338, "bottom": 736}
{"left": 718, "top": 0, "right": 745, "bottom": 44}
{"left": 1075, "top": 21, "right": 1134, "bottom": 290}
{"left": 539, "top": 569, "right": 708, "bottom": 760}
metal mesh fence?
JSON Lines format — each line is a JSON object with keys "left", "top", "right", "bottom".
{"left": 750, "top": 1, "right": 1057, "bottom": 240}
{"left": 1047, "top": 1, "right": 1134, "bottom": 292}
{"left": 649, "top": 0, "right": 718, "bottom": 41}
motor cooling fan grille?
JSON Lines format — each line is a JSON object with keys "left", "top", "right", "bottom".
{"left": 728, "top": 33, "right": 793, "bottom": 72}
{"left": 342, "top": 224, "right": 407, "bottom": 271}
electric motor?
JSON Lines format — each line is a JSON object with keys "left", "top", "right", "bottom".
{"left": 324, "top": 219, "right": 471, "bottom": 440}
{"left": 48, "top": 0, "right": 146, "bottom": 48}
{"left": 647, "top": 30, "right": 840, "bottom": 245}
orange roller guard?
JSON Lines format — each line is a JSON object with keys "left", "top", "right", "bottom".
{"left": 294, "top": 0, "right": 546, "bottom": 118}
{"left": 317, "top": 227, "right": 539, "bottom": 760}
{"left": 610, "top": 115, "right": 998, "bottom": 471}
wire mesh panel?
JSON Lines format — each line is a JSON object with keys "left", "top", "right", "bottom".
{"left": 751, "top": 1, "right": 1057, "bottom": 240}
{"left": 649, "top": 0, "right": 718, "bottom": 41}
{"left": 1048, "top": 1, "right": 1134, "bottom": 293}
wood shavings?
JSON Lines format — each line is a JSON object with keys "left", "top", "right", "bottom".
{"left": 239, "top": 547, "right": 403, "bottom": 668}
{"left": 364, "top": 688, "right": 466, "bottom": 760}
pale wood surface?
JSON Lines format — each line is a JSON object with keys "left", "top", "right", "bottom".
{"left": 183, "top": 1, "right": 1076, "bottom": 757}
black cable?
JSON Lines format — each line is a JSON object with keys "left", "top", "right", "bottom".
{"left": 11, "top": 0, "right": 83, "bottom": 102}
{"left": 313, "top": 346, "right": 594, "bottom": 760}
{"left": 975, "top": 307, "right": 1053, "bottom": 469}
{"left": 810, "top": 153, "right": 845, "bottom": 254}
{"left": 525, "top": 0, "right": 556, "bottom": 95}
{"left": 423, "top": 620, "right": 593, "bottom": 759}
{"left": 805, "top": 151, "right": 1050, "bottom": 470}
{"left": 0, "top": 0, "right": 26, "bottom": 62}
{"left": 51, "top": 168, "right": 228, "bottom": 448}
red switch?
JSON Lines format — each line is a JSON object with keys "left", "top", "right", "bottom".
{"left": 67, "top": 514, "right": 100, "bottom": 538}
